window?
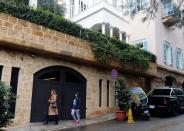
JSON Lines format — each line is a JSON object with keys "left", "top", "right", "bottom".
{"left": 65, "top": 72, "right": 82, "bottom": 83}
{"left": 132, "top": 39, "right": 148, "bottom": 51}
{"left": 130, "top": 0, "right": 148, "bottom": 14}
{"left": 182, "top": 53, "right": 184, "bottom": 70}
{"left": 161, "top": 0, "right": 174, "bottom": 17}
{"left": 99, "top": 79, "right": 102, "bottom": 107}
{"left": 176, "top": 48, "right": 182, "bottom": 70}
{"left": 79, "top": 0, "right": 87, "bottom": 12}
{"left": 174, "top": 89, "right": 184, "bottom": 96}
{"left": 0, "top": 65, "right": 3, "bottom": 80}
{"left": 113, "top": 0, "right": 117, "bottom": 7}
{"left": 151, "top": 89, "right": 171, "bottom": 96}
{"left": 38, "top": 71, "right": 60, "bottom": 81}
{"left": 70, "top": 0, "right": 75, "bottom": 17}
{"left": 163, "top": 41, "right": 173, "bottom": 66}
{"left": 10, "top": 67, "right": 20, "bottom": 118}
{"left": 107, "top": 80, "right": 110, "bottom": 107}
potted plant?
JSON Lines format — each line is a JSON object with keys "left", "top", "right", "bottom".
{"left": 115, "top": 77, "right": 132, "bottom": 121}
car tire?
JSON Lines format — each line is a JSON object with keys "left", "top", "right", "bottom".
{"left": 143, "top": 116, "right": 149, "bottom": 120}
{"left": 171, "top": 104, "right": 179, "bottom": 116}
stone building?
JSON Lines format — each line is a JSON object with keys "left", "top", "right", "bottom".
{"left": 0, "top": 13, "right": 157, "bottom": 125}
{"left": 29, "top": 0, "right": 184, "bottom": 88}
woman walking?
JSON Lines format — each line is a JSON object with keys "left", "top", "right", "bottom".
{"left": 45, "top": 89, "right": 59, "bottom": 125}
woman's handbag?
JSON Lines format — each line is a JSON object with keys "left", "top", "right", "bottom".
{"left": 52, "top": 103, "right": 57, "bottom": 108}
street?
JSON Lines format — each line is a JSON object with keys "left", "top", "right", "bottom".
{"left": 60, "top": 114, "right": 184, "bottom": 131}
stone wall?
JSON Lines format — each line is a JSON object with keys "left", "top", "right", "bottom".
{"left": 0, "top": 13, "right": 157, "bottom": 76}
{"left": 151, "top": 65, "right": 184, "bottom": 88}
{"left": 0, "top": 48, "right": 116, "bottom": 125}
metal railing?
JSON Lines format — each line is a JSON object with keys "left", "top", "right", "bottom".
{"left": 161, "top": 3, "right": 176, "bottom": 18}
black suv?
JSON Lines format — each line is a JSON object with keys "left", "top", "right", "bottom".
{"left": 148, "top": 87, "right": 184, "bottom": 115}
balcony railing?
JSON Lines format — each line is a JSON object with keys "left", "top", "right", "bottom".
{"left": 161, "top": 3, "right": 175, "bottom": 18}
{"left": 161, "top": 3, "right": 181, "bottom": 26}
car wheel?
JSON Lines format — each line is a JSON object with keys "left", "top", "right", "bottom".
{"left": 171, "top": 104, "right": 179, "bottom": 116}
{"left": 143, "top": 116, "right": 149, "bottom": 120}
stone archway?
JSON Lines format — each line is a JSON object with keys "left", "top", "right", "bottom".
{"left": 30, "top": 66, "right": 86, "bottom": 122}
{"left": 165, "top": 76, "right": 177, "bottom": 87}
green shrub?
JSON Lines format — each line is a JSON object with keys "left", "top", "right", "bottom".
{"left": 3, "top": 0, "right": 29, "bottom": 6}
{"left": 0, "top": 81, "right": 15, "bottom": 128}
{"left": 0, "top": 0, "right": 156, "bottom": 69}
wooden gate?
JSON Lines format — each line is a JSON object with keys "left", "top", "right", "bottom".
{"left": 30, "top": 66, "right": 86, "bottom": 122}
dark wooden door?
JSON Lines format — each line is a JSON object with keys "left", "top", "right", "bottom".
{"left": 61, "top": 83, "right": 86, "bottom": 120}
{"left": 30, "top": 66, "right": 86, "bottom": 122}
{"left": 31, "top": 80, "right": 62, "bottom": 122}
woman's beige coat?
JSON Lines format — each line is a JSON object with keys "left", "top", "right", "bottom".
{"left": 48, "top": 94, "right": 58, "bottom": 116}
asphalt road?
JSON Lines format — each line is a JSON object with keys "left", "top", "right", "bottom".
{"left": 60, "top": 114, "right": 184, "bottom": 131}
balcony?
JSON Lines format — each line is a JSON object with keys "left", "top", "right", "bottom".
{"left": 161, "top": 3, "right": 180, "bottom": 27}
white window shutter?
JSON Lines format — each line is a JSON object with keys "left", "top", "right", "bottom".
{"left": 143, "top": 40, "right": 148, "bottom": 51}
{"left": 176, "top": 50, "right": 179, "bottom": 68}
{"left": 163, "top": 44, "right": 167, "bottom": 64}
{"left": 182, "top": 53, "right": 184, "bottom": 70}
{"left": 141, "top": 0, "right": 148, "bottom": 10}
{"left": 130, "top": 0, "right": 136, "bottom": 14}
{"left": 170, "top": 46, "right": 173, "bottom": 65}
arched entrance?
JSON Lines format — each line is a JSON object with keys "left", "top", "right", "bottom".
{"left": 30, "top": 66, "right": 86, "bottom": 122}
{"left": 165, "top": 76, "right": 177, "bottom": 87}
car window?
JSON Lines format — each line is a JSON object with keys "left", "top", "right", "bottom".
{"left": 151, "top": 89, "right": 171, "bottom": 95}
{"left": 171, "top": 90, "right": 175, "bottom": 95}
{"left": 174, "top": 89, "right": 184, "bottom": 95}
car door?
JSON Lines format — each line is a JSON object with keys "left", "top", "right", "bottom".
{"left": 175, "top": 89, "right": 184, "bottom": 109}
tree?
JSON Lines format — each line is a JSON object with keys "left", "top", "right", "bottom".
{"left": 2, "top": 0, "right": 29, "bottom": 5}
{"left": 122, "top": 0, "right": 184, "bottom": 28}
{"left": 38, "top": 0, "right": 65, "bottom": 16}
{"left": 0, "top": 81, "right": 15, "bottom": 128}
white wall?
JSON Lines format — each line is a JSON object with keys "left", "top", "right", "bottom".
{"left": 155, "top": 3, "right": 184, "bottom": 71}
{"left": 70, "top": 0, "right": 129, "bottom": 33}
{"left": 129, "top": 2, "right": 184, "bottom": 73}
{"left": 128, "top": 13, "right": 157, "bottom": 55}
{"left": 65, "top": 0, "right": 127, "bottom": 19}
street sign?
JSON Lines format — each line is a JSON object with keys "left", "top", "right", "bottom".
{"left": 111, "top": 69, "right": 118, "bottom": 79}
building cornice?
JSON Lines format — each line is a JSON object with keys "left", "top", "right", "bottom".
{"left": 157, "top": 64, "right": 184, "bottom": 76}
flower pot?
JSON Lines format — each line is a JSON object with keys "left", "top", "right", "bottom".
{"left": 116, "top": 111, "right": 126, "bottom": 121}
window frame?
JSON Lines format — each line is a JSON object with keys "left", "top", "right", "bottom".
{"left": 130, "top": 0, "right": 148, "bottom": 14}
{"left": 163, "top": 41, "right": 173, "bottom": 66}
{"left": 132, "top": 38, "right": 149, "bottom": 51}
{"left": 70, "top": 0, "right": 75, "bottom": 17}
{"left": 176, "top": 48, "right": 182, "bottom": 70}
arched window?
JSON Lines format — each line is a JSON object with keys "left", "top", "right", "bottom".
{"left": 38, "top": 71, "right": 60, "bottom": 81}
{"left": 65, "top": 71, "right": 82, "bottom": 83}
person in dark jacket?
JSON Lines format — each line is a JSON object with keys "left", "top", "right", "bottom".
{"left": 71, "top": 92, "right": 80, "bottom": 124}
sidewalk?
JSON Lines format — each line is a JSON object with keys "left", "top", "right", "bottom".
{"left": 4, "top": 113, "right": 115, "bottom": 131}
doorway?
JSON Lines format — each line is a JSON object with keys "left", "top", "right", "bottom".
{"left": 30, "top": 66, "right": 86, "bottom": 122}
